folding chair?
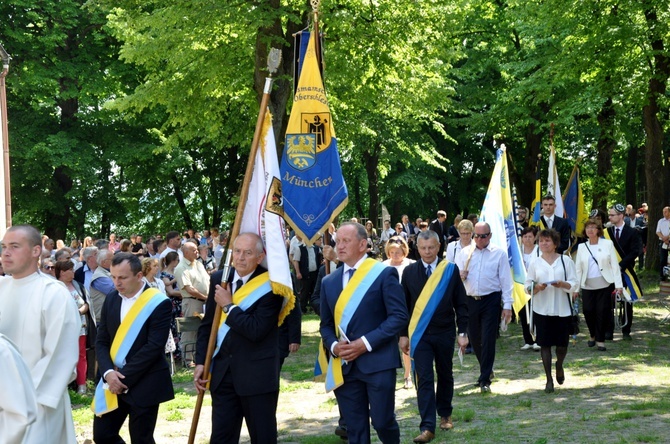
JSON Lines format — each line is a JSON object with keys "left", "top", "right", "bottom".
{"left": 176, "top": 316, "right": 202, "bottom": 367}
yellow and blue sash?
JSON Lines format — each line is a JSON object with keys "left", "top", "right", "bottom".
{"left": 604, "top": 230, "right": 642, "bottom": 301}
{"left": 211, "top": 272, "right": 273, "bottom": 359}
{"left": 324, "top": 259, "right": 386, "bottom": 392}
{"left": 408, "top": 261, "right": 455, "bottom": 359}
{"left": 92, "top": 288, "right": 168, "bottom": 416}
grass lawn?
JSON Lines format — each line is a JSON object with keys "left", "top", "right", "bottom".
{"left": 72, "top": 270, "right": 670, "bottom": 443}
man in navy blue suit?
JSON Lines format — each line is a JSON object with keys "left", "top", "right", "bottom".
{"left": 320, "top": 222, "right": 408, "bottom": 444}
{"left": 540, "top": 195, "right": 571, "bottom": 254}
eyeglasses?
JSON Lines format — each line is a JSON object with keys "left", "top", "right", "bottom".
{"left": 473, "top": 233, "right": 491, "bottom": 239}
{"left": 42, "top": 265, "right": 53, "bottom": 271}
{"left": 388, "top": 238, "right": 404, "bottom": 245}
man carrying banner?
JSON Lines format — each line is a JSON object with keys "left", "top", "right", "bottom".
{"left": 92, "top": 252, "right": 174, "bottom": 443}
{"left": 194, "top": 233, "right": 285, "bottom": 444}
{"left": 320, "top": 222, "right": 408, "bottom": 444}
{"left": 0, "top": 225, "right": 80, "bottom": 444}
{"left": 399, "top": 230, "right": 469, "bottom": 443}
{"left": 606, "top": 204, "right": 642, "bottom": 340}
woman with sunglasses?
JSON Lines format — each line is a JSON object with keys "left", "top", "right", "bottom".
{"left": 525, "top": 229, "right": 577, "bottom": 394}
{"left": 445, "top": 219, "right": 474, "bottom": 262}
{"left": 383, "top": 236, "right": 415, "bottom": 389}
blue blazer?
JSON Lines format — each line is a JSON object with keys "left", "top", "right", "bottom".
{"left": 319, "top": 263, "right": 408, "bottom": 375}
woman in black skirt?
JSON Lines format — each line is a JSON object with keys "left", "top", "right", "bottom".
{"left": 525, "top": 229, "right": 577, "bottom": 393}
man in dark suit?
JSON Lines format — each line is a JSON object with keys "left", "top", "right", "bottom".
{"left": 429, "top": 210, "right": 449, "bottom": 258}
{"left": 93, "top": 253, "right": 174, "bottom": 444}
{"left": 320, "top": 222, "right": 408, "bottom": 444}
{"left": 194, "top": 233, "right": 284, "bottom": 443}
{"left": 607, "top": 204, "right": 643, "bottom": 340}
{"left": 399, "top": 230, "right": 469, "bottom": 443}
{"left": 401, "top": 214, "right": 415, "bottom": 237}
{"left": 540, "top": 195, "right": 571, "bottom": 254}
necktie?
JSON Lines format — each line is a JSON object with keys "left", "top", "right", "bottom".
{"left": 234, "top": 278, "right": 243, "bottom": 294}
{"left": 426, "top": 264, "right": 432, "bottom": 277}
{"left": 347, "top": 268, "right": 356, "bottom": 281}
{"left": 616, "top": 228, "right": 620, "bottom": 241}
{"left": 547, "top": 218, "right": 553, "bottom": 229}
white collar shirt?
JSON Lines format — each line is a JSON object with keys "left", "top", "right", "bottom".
{"left": 455, "top": 243, "right": 514, "bottom": 309}
{"left": 119, "top": 286, "right": 145, "bottom": 322}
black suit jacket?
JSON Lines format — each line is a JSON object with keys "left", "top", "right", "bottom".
{"left": 96, "top": 285, "right": 174, "bottom": 408}
{"left": 541, "top": 215, "right": 571, "bottom": 254}
{"left": 608, "top": 225, "right": 642, "bottom": 272}
{"left": 74, "top": 263, "right": 89, "bottom": 287}
{"left": 196, "top": 267, "right": 283, "bottom": 395}
{"left": 400, "top": 259, "right": 468, "bottom": 337}
{"left": 429, "top": 219, "right": 448, "bottom": 255}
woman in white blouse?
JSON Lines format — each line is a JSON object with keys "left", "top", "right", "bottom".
{"left": 573, "top": 219, "right": 623, "bottom": 351}
{"left": 445, "top": 219, "right": 473, "bottom": 263}
{"left": 383, "top": 236, "right": 415, "bottom": 389}
{"left": 519, "top": 226, "right": 539, "bottom": 351}
{"left": 526, "top": 229, "right": 577, "bottom": 394}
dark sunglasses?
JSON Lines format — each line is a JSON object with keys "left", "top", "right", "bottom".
{"left": 42, "top": 265, "right": 54, "bottom": 270}
{"left": 388, "top": 238, "right": 404, "bottom": 245}
{"left": 473, "top": 233, "right": 491, "bottom": 239}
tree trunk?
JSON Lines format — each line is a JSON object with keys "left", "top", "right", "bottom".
{"left": 171, "top": 173, "right": 193, "bottom": 230}
{"left": 642, "top": 8, "right": 670, "bottom": 272}
{"left": 519, "top": 123, "right": 543, "bottom": 209}
{"left": 593, "top": 97, "right": 616, "bottom": 210}
{"left": 363, "top": 144, "right": 381, "bottom": 227}
{"left": 625, "top": 144, "right": 637, "bottom": 206}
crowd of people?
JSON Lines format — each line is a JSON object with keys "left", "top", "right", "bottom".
{"left": 0, "top": 196, "right": 661, "bottom": 443}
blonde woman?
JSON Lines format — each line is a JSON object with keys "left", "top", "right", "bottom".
{"left": 383, "top": 236, "right": 415, "bottom": 389}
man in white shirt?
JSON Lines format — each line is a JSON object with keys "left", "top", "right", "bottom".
{"left": 656, "top": 206, "right": 670, "bottom": 279}
{"left": 456, "top": 222, "right": 513, "bottom": 393}
{"left": 160, "top": 231, "right": 183, "bottom": 259}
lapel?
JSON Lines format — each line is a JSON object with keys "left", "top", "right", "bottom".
{"left": 330, "top": 267, "right": 344, "bottom": 304}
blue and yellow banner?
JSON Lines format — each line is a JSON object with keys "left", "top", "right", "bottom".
{"left": 281, "top": 29, "right": 348, "bottom": 245}
{"left": 562, "top": 164, "right": 588, "bottom": 245}
{"left": 480, "top": 146, "right": 530, "bottom": 316}
{"left": 530, "top": 155, "right": 542, "bottom": 226}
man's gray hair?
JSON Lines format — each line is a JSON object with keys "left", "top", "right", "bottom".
{"left": 235, "top": 233, "right": 265, "bottom": 254}
{"left": 97, "top": 248, "right": 112, "bottom": 263}
{"left": 82, "top": 246, "right": 99, "bottom": 260}
{"left": 417, "top": 230, "right": 440, "bottom": 243}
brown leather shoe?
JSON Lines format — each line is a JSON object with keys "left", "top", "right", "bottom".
{"left": 413, "top": 430, "right": 435, "bottom": 443}
{"left": 440, "top": 416, "right": 454, "bottom": 430}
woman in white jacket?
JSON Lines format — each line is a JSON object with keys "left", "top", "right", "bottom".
{"left": 573, "top": 219, "right": 623, "bottom": 351}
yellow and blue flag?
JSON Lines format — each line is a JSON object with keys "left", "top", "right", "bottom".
{"left": 480, "top": 146, "right": 530, "bottom": 316}
{"left": 562, "top": 164, "right": 588, "bottom": 240}
{"left": 530, "top": 155, "right": 542, "bottom": 226}
{"left": 281, "top": 29, "right": 348, "bottom": 245}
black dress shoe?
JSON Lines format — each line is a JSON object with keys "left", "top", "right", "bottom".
{"left": 335, "top": 425, "right": 348, "bottom": 440}
{"left": 587, "top": 340, "right": 596, "bottom": 347}
{"left": 545, "top": 381, "right": 554, "bottom": 393}
{"left": 597, "top": 346, "right": 607, "bottom": 351}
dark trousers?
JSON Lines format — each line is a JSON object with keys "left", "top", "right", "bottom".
{"left": 413, "top": 330, "right": 455, "bottom": 433}
{"left": 660, "top": 244, "right": 669, "bottom": 278}
{"left": 334, "top": 364, "right": 399, "bottom": 444}
{"left": 298, "top": 270, "right": 318, "bottom": 312}
{"left": 210, "top": 369, "right": 279, "bottom": 444}
{"left": 93, "top": 397, "right": 159, "bottom": 444}
{"left": 582, "top": 284, "right": 613, "bottom": 342}
{"left": 518, "top": 303, "right": 535, "bottom": 345}
{"left": 467, "top": 292, "right": 502, "bottom": 386}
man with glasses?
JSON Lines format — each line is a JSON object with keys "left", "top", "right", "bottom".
{"left": 608, "top": 204, "right": 642, "bottom": 340}
{"left": 540, "top": 195, "right": 571, "bottom": 253}
{"left": 455, "top": 222, "right": 513, "bottom": 393}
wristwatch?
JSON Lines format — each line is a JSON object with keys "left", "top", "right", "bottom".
{"left": 223, "top": 303, "right": 234, "bottom": 314}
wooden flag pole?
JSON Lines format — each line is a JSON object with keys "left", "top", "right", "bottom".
{"left": 187, "top": 47, "right": 282, "bottom": 444}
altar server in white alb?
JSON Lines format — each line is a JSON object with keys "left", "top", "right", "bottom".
{"left": 0, "top": 333, "right": 38, "bottom": 444}
{"left": 0, "top": 225, "right": 80, "bottom": 443}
